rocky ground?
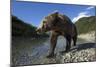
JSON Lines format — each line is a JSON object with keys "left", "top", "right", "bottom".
{"left": 11, "top": 32, "right": 96, "bottom": 66}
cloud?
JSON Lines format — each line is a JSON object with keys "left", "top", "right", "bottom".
{"left": 72, "top": 6, "right": 95, "bottom": 22}
{"left": 72, "top": 11, "right": 91, "bottom": 22}
{"left": 86, "top": 6, "right": 94, "bottom": 10}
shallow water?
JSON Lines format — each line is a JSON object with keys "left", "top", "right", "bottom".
{"left": 11, "top": 36, "right": 95, "bottom": 66}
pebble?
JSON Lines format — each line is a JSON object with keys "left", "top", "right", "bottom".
{"left": 12, "top": 37, "right": 96, "bottom": 66}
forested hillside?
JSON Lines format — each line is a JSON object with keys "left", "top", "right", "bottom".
{"left": 75, "top": 16, "right": 96, "bottom": 34}
{"left": 12, "top": 15, "right": 48, "bottom": 38}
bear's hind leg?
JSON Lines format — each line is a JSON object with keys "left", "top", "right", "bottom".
{"left": 61, "top": 35, "right": 71, "bottom": 53}
{"left": 65, "top": 36, "right": 71, "bottom": 52}
{"left": 73, "top": 35, "right": 77, "bottom": 46}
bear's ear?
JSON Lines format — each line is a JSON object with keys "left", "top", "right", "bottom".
{"left": 52, "top": 11, "right": 59, "bottom": 18}
{"left": 54, "top": 11, "right": 59, "bottom": 15}
{"left": 54, "top": 11, "right": 59, "bottom": 16}
{"left": 50, "top": 11, "right": 59, "bottom": 18}
{"left": 52, "top": 11, "right": 59, "bottom": 26}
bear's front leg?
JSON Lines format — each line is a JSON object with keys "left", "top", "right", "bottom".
{"left": 47, "top": 32, "right": 58, "bottom": 58}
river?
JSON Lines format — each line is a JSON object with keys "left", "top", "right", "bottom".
{"left": 11, "top": 36, "right": 96, "bottom": 66}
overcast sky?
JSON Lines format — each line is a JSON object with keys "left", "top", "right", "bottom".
{"left": 11, "top": 0, "right": 96, "bottom": 27}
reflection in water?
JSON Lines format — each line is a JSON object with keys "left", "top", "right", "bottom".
{"left": 12, "top": 36, "right": 95, "bottom": 66}
{"left": 12, "top": 36, "right": 67, "bottom": 65}
{"left": 12, "top": 37, "right": 49, "bottom": 65}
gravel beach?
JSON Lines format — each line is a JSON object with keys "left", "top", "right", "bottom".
{"left": 11, "top": 32, "right": 96, "bottom": 66}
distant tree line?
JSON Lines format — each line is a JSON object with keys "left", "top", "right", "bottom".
{"left": 12, "top": 15, "right": 49, "bottom": 38}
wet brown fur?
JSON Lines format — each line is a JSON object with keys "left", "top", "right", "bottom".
{"left": 36, "top": 12, "right": 77, "bottom": 58}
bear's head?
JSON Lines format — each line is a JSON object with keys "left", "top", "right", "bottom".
{"left": 36, "top": 11, "right": 59, "bottom": 33}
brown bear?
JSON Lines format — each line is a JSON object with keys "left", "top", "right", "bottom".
{"left": 36, "top": 11, "right": 77, "bottom": 58}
